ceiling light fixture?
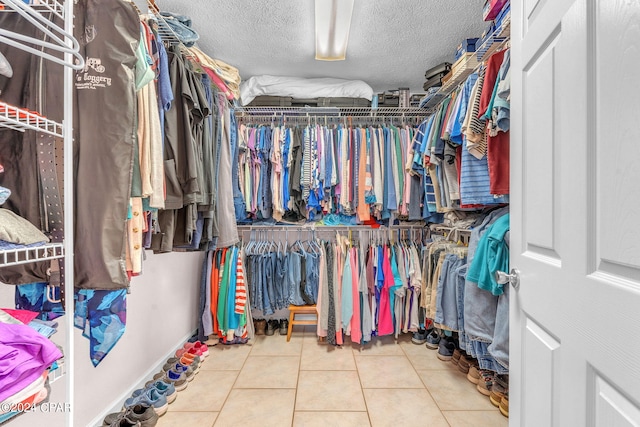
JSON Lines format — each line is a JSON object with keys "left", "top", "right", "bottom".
{"left": 315, "top": 0, "right": 355, "bottom": 61}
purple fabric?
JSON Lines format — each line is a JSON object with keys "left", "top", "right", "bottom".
{"left": 0, "top": 322, "right": 62, "bottom": 401}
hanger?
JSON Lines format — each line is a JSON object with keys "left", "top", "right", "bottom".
{"left": 305, "top": 229, "right": 321, "bottom": 256}
{"left": 0, "top": 0, "right": 85, "bottom": 70}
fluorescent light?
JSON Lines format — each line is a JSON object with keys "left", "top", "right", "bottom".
{"left": 315, "top": 0, "right": 355, "bottom": 61}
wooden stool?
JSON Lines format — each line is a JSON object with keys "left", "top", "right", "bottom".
{"left": 287, "top": 304, "right": 317, "bottom": 342}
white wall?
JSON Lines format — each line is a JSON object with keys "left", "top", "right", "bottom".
{"left": 0, "top": 250, "right": 203, "bottom": 427}
{"left": 76, "top": 251, "right": 203, "bottom": 427}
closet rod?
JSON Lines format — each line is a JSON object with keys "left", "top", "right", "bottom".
{"left": 236, "top": 224, "right": 426, "bottom": 231}
{"left": 235, "top": 106, "right": 430, "bottom": 117}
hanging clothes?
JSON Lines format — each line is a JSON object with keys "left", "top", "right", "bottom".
{"left": 236, "top": 122, "right": 431, "bottom": 225}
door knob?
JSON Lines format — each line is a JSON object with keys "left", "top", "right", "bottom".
{"left": 495, "top": 268, "right": 520, "bottom": 290}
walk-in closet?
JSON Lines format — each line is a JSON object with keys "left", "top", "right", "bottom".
{"left": 0, "top": 0, "right": 639, "bottom": 426}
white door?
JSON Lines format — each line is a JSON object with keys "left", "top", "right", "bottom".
{"left": 511, "top": 0, "right": 640, "bottom": 425}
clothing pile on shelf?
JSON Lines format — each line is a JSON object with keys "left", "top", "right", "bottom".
{"left": 236, "top": 122, "right": 443, "bottom": 225}
{"left": 411, "top": 48, "right": 511, "bottom": 210}
{"left": 198, "top": 246, "right": 250, "bottom": 345}
{"left": 0, "top": 209, "right": 49, "bottom": 251}
{"left": 0, "top": 309, "right": 62, "bottom": 424}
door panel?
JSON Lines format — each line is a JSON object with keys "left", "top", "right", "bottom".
{"left": 592, "top": 373, "right": 640, "bottom": 427}
{"left": 522, "top": 318, "right": 560, "bottom": 427}
{"left": 523, "top": 29, "right": 561, "bottom": 261}
{"left": 512, "top": 0, "right": 640, "bottom": 425}
{"left": 594, "top": 0, "right": 640, "bottom": 278}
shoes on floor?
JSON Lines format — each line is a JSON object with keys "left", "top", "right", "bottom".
{"left": 254, "top": 319, "right": 266, "bottom": 335}
{"left": 436, "top": 337, "right": 456, "bottom": 361}
{"left": 457, "top": 353, "right": 471, "bottom": 374}
{"left": 102, "top": 404, "right": 157, "bottom": 427}
{"left": 169, "top": 350, "right": 201, "bottom": 368}
{"left": 411, "top": 328, "right": 429, "bottom": 345}
{"left": 425, "top": 328, "right": 441, "bottom": 350}
{"left": 500, "top": 393, "right": 509, "bottom": 417}
{"left": 133, "top": 380, "right": 176, "bottom": 406}
{"left": 163, "top": 356, "right": 196, "bottom": 371}
{"left": 162, "top": 359, "right": 197, "bottom": 380}
{"left": 451, "top": 348, "right": 461, "bottom": 366}
{"left": 467, "top": 362, "right": 481, "bottom": 384}
{"left": 266, "top": 319, "right": 279, "bottom": 336}
{"left": 476, "top": 369, "right": 494, "bottom": 396}
{"left": 490, "top": 374, "right": 508, "bottom": 407}
{"left": 152, "top": 369, "right": 188, "bottom": 392}
{"left": 123, "top": 388, "right": 168, "bottom": 417}
{"left": 177, "top": 341, "right": 209, "bottom": 358}
{"left": 279, "top": 319, "right": 289, "bottom": 335}
{"left": 106, "top": 418, "right": 142, "bottom": 427}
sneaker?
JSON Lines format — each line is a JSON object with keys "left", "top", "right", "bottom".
{"left": 108, "top": 418, "right": 142, "bottom": 427}
{"left": 124, "top": 388, "right": 168, "bottom": 417}
{"left": 189, "top": 341, "right": 209, "bottom": 358}
{"left": 437, "top": 337, "right": 456, "bottom": 361}
{"left": 425, "top": 329, "right": 441, "bottom": 350}
{"left": 278, "top": 319, "right": 289, "bottom": 335}
{"left": 499, "top": 393, "right": 509, "bottom": 417}
{"left": 177, "top": 341, "right": 209, "bottom": 358}
{"left": 451, "top": 348, "right": 461, "bottom": 366}
{"left": 102, "top": 404, "right": 157, "bottom": 427}
{"left": 467, "top": 363, "right": 481, "bottom": 384}
{"left": 164, "top": 357, "right": 199, "bottom": 376}
{"left": 153, "top": 370, "right": 188, "bottom": 392}
{"left": 170, "top": 362, "right": 196, "bottom": 382}
{"left": 138, "top": 380, "right": 176, "bottom": 404}
{"left": 476, "top": 370, "right": 494, "bottom": 396}
{"left": 254, "top": 319, "right": 266, "bottom": 335}
{"left": 490, "top": 374, "right": 508, "bottom": 407}
{"left": 175, "top": 347, "right": 205, "bottom": 362}
{"left": 458, "top": 353, "right": 471, "bottom": 374}
{"left": 411, "top": 328, "right": 429, "bottom": 345}
{"left": 266, "top": 319, "right": 279, "bottom": 336}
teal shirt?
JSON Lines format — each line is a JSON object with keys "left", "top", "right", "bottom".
{"left": 467, "top": 214, "right": 510, "bottom": 295}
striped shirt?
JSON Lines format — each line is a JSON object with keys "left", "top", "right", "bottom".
{"left": 234, "top": 254, "right": 247, "bottom": 315}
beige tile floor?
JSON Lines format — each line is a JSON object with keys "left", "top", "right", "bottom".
{"left": 155, "top": 327, "right": 508, "bottom": 427}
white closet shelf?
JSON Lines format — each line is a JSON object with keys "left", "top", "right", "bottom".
{"left": 422, "top": 54, "right": 480, "bottom": 109}
{"left": 476, "top": 15, "right": 511, "bottom": 63}
{"left": 0, "top": 243, "right": 64, "bottom": 267}
{"left": 0, "top": 0, "right": 65, "bottom": 20}
{"left": 0, "top": 102, "right": 63, "bottom": 137}
{"left": 440, "top": 53, "right": 479, "bottom": 93}
{"left": 423, "top": 12, "right": 511, "bottom": 110}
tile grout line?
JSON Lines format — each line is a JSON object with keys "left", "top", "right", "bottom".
{"left": 399, "top": 340, "right": 452, "bottom": 426}
{"left": 291, "top": 338, "right": 304, "bottom": 427}
{"left": 210, "top": 344, "right": 253, "bottom": 426}
{"left": 351, "top": 344, "right": 374, "bottom": 427}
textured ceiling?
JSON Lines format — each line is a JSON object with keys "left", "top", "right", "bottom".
{"left": 156, "top": 0, "right": 486, "bottom": 94}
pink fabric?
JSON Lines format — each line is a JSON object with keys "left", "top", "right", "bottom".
{"left": 349, "top": 248, "right": 362, "bottom": 344}
{"left": 335, "top": 244, "right": 343, "bottom": 346}
{"left": 203, "top": 68, "right": 234, "bottom": 100}
{"left": 316, "top": 250, "right": 326, "bottom": 337}
{"left": 0, "top": 323, "right": 62, "bottom": 402}
{"left": 377, "top": 246, "right": 395, "bottom": 336}
{"left": 0, "top": 309, "right": 38, "bottom": 325}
